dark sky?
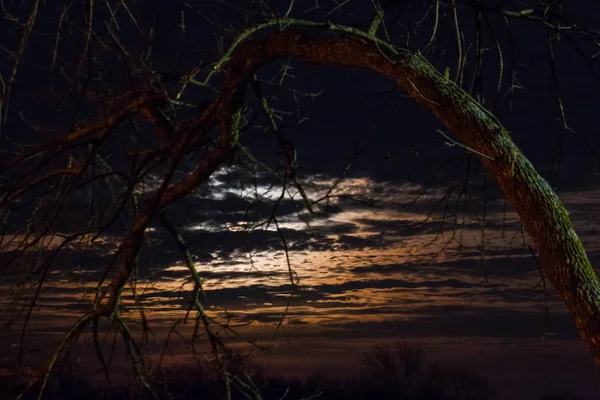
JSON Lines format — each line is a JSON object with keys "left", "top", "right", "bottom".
{"left": 1, "top": 1, "right": 600, "bottom": 399}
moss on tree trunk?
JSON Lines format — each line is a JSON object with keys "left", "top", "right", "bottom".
{"left": 221, "top": 29, "right": 600, "bottom": 370}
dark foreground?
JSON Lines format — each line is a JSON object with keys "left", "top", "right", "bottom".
{"left": 1, "top": 343, "right": 584, "bottom": 400}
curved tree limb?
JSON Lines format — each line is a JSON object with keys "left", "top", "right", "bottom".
{"left": 212, "top": 27, "right": 600, "bottom": 370}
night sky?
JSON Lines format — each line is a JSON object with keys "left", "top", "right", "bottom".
{"left": 1, "top": 1, "right": 600, "bottom": 399}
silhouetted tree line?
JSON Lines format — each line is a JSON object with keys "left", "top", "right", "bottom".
{"left": 1, "top": 342, "right": 581, "bottom": 400}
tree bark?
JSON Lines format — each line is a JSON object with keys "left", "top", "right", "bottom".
{"left": 223, "top": 29, "right": 600, "bottom": 369}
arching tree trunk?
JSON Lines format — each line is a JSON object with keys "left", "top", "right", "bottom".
{"left": 220, "top": 29, "right": 600, "bottom": 369}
